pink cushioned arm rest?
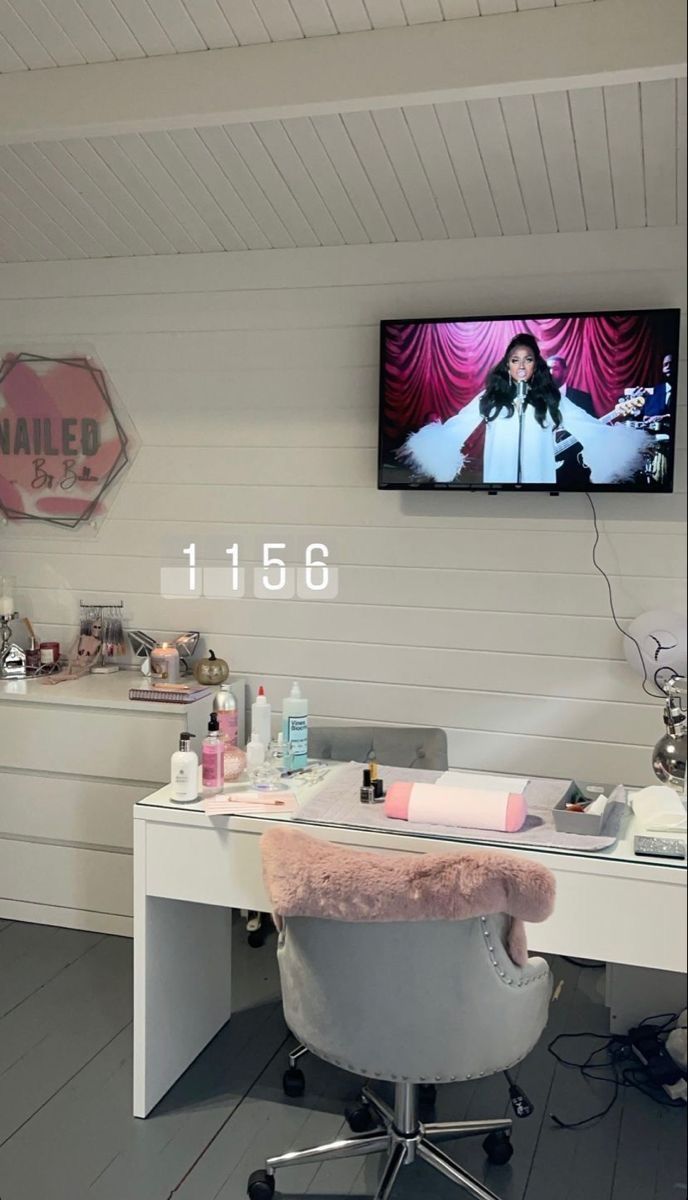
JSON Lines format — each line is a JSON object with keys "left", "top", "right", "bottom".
{"left": 262, "top": 827, "right": 555, "bottom": 967}
{"left": 384, "top": 781, "right": 527, "bottom": 833}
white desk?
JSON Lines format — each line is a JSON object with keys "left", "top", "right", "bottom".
{"left": 133, "top": 768, "right": 686, "bottom": 1118}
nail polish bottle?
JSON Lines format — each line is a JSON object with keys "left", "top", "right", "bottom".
{"left": 360, "top": 768, "right": 375, "bottom": 803}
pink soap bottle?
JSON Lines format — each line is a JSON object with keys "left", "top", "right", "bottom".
{"left": 202, "top": 712, "right": 224, "bottom": 795}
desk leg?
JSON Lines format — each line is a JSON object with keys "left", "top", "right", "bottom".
{"left": 133, "top": 822, "right": 232, "bottom": 1118}
{"left": 606, "top": 964, "right": 687, "bottom": 1034}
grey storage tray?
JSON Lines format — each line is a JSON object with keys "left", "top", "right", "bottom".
{"left": 552, "top": 781, "right": 621, "bottom": 834}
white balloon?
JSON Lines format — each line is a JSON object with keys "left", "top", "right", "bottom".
{"left": 624, "top": 609, "right": 687, "bottom": 692}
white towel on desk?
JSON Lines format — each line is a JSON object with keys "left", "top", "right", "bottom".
{"left": 631, "top": 786, "right": 687, "bottom": 833}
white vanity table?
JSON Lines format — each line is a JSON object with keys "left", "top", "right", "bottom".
{"left": 0, "top": 672, "right": 245, "bottom": 933}
{"left": 133, "top": 768, "right": 686, "bottom": 1117}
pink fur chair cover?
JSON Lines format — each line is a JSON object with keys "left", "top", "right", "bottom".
{"left": 262, "top": 827, "right": 555, "bottom": 967}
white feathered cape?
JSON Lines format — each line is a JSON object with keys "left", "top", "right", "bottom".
{"left": 400, "top": 394, "right": 651, "bottom": 485}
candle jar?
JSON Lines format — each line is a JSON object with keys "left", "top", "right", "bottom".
{"left": 39, "top": 641, "right": 60, "bottom": 665}
{"left": 0, "top": 575, "right": 16, "bottom": 620}
{"left": 150, "top": 642, "right": 180, "bottom": 683}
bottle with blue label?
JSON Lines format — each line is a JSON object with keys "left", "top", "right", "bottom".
{"left": 282, "top": 681, "right": 308, "bottom": 770}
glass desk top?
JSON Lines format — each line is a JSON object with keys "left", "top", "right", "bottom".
{"left": 136, "top": 762, "right": 687, "bottom": 871}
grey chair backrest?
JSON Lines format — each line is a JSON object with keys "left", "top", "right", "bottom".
{"left": 308, "top": 725, "right": 448, "bottom": 772}
{"left": 277, "top": 912, "right": 552, "bottom": 1085}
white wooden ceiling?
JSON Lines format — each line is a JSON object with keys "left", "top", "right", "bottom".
{"left": 0, "top": 0, "right": 684, "bottom": 262}
{"left": 0, "top": 0, "right": 595, "bottom": 71}
{"left": 0, "top": 78, "right": 684, "bottom": 262}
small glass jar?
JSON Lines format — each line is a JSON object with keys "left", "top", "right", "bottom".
{"left": 249, "top": 758, "right": 283, "bottom": 791}
{"left": 223, "top": 744, "right": 247, "bottom": 783}
{"left": 250, "top": 737, "right": 293, "bottom": 790}
{"left": 267, "top": 735, "right": 292, "bottom": 776}
{"left": 26, "top": 645, "right": 41, "bottom": 673}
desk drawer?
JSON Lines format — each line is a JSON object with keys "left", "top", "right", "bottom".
{"left": 0, "top": 703, "right": 182, "bottom": 783}
{"left": 0, "top": 838, "right": 132, "bottom": 916}
{"left": 144, "top": 822, "right": 270, "bottom": 911}
{"left": 0, "top": 770, "right": 145, "bottom": 849}
{"left": 142, "top": 821, "right": 401, "bottom": 912}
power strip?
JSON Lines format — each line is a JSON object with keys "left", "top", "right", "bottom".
{"left": 628, "top": 1026, "right": 687, "bottom": 1102}
{"left": 664, "top": 1077, "right": 688, "bottom": 1103}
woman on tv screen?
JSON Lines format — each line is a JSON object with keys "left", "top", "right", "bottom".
{"left": 400, "top": 332, "right": 650, "bottom": 486}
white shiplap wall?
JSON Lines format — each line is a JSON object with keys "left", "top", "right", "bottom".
{"left": 0, "top": 226, "right": 686, "bottom": 785}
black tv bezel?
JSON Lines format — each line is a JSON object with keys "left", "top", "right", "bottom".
{"left": 377, "top": 307, "right": 681, "bottom": 494}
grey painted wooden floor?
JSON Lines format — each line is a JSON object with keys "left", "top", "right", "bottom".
{"left": 0, "top": 917, "right": 685, "bottom": 1200}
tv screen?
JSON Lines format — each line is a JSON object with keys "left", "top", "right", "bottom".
{"left": 378, "top": 309, "right": 680, "bottom": 493}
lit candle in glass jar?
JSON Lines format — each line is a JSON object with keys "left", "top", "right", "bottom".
{"left": 150, "top": 642, "right": 180, "bottom": 683}
{"left": 1, "top": 575, "right": 15, "bottom": 619}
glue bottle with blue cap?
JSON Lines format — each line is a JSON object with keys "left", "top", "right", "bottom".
{"left": 282, "top": 681, "right": 308, "bottom": 770}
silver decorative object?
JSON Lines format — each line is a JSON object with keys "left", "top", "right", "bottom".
{"left": 653, "top": 674, "right": 687, "bottom": 793}
{"left": 0, "top": 611, "right": 26, "bottom": 677}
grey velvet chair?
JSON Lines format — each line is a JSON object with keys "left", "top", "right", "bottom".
{"left": 247, "top": 728, "right": 448, "bottom": 952}
{"left": 308, "top": 724, "right": 449, "bottom": 772}
{"left": 248, "top": 829, "right": 554, "bottom": 1200}
{"left": 282, "top": 724, "right": 449, "bottom": 1095}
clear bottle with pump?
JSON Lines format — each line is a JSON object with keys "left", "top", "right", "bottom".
{"left": 202, "top": 713, "right": 224, "bottom": 795}
{"left": 268, "top": 731, "right": 292, "bottom": 775}
{"left": 251, "top": 685, "right": 272, "bottom": 748}
{"left": 171, "top": 732, "right": 198, "bottom": 803}
{"left": 213, "top": 683, "right": 239, "bottom": 779}
{"left": 245, "top": 731, "right": 266, "bottom": 772}
{"left": 282, "top": 680, "right": 308, "bottom": 770}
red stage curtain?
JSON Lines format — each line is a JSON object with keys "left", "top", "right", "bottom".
{"left": 383, "top": 313, "right": 665, "bottom": 443}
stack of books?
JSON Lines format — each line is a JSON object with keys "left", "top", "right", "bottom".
{"left": 128, "top": 682, "right": 213, "bottom": 704}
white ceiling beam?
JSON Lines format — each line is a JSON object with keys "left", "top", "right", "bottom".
{"left": 0, "top": 0, "right": 684, "bottom": 145}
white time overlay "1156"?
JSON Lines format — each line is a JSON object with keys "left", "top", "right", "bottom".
{"left": 160, "top": 542, "right": 339, "bottom": 600}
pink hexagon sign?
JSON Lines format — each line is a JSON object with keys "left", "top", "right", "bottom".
{"left": 0, "top": 353, "right": 134, "bottom": 529}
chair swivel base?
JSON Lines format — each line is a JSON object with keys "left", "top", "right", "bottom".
{"left": 247, "top": 1082, "right": 513, "bottom": 1200}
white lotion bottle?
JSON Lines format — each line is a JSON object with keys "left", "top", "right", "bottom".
{"left": 170, "top": 732, "right": 198, "bottom": 803}
{"left": 251, "top": 685, "right": 272, "bottom": 748}
{"left": 282, "top": 680, "right": 308, "bottom": 770}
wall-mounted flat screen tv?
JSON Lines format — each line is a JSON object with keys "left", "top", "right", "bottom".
{"left": 378, "top": 309, "right": 680, "bottom": 492}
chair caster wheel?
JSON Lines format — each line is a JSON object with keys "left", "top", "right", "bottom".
{"left": 483, "top": 1130, "right": 513, "bottom": 1166}
{"left": 418, "top": 1084, "right": 437, "bottom": 1107}
{"left": 247, "top": 1169, "right": 275, "bottom": 1199}
{"left": 346, "top": 1103, "right": 375, "bottom": 1133}
{"left": 282, "top": 1068, "right": 305, "bottom": 1097}
{"left": 247, "top": 929, "right": 266, "bottom": 948}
